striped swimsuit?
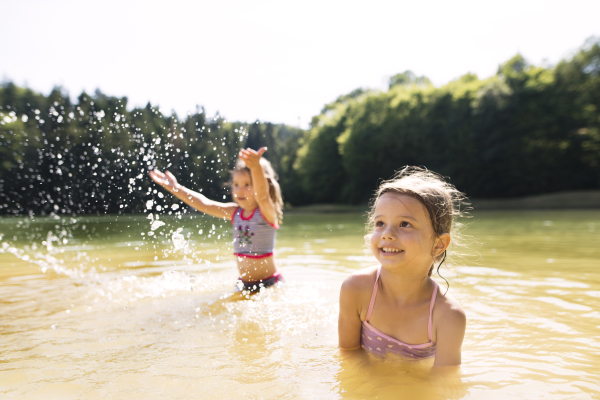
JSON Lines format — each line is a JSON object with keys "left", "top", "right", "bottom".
{"left": 231, "top": 207, "right": 278, "bottom": 258}
{"left": 361, "top": 268, "right": 438, "bottom": 359}
{"left": 231, "top": 207, "right": 282, "bottom": 291}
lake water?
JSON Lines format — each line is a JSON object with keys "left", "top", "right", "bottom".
{"left": 1, "top": 210, "right": 599, "bottom": 399}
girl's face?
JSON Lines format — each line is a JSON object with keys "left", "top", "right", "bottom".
{"left": 370, "top": 193, "right": 442, "bottom": 276}
{"left": 232, "top": 171, "right": 258, "bottom": 209}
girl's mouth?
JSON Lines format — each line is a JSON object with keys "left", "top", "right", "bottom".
{"left": 380, "top": 247, "right": 403, "bottom": 255}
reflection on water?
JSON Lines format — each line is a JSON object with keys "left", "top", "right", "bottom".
{"left": 0, "top": 211, "right": 599, "bottom": 399}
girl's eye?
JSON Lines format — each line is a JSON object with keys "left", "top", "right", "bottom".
{"left": 375, "top": 221, "right": 384, "bottom": 227}
{"left": 400, "top": 221, "right": 412, "bottom": 228}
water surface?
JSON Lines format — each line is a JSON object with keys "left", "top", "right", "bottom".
{"left": 1, "top": 210, "right": 599, "bottom": 399}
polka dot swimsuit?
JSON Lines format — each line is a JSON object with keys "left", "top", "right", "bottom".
{"left": 361, "top": 268, "right": 438, "bottom": 359}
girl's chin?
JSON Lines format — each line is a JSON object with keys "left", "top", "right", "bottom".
{"left": 376, "top": 256, "right": 408, "bottom": 267}
{"left": 236, "top": 201, "right": 257, "bottom": 209}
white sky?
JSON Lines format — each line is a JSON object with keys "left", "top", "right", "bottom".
{"left": 2, "top": 0, "right": 599, "bottom": 128}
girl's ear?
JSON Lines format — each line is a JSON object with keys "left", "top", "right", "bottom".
{"left": 432, "top": 233, "right": 451, "bottom": 257}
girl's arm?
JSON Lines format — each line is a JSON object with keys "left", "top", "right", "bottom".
{"left": 432, "top": 302, "right": 466, "bottom": 367}
{"left": 238, "top": 147, "right": 277, "bottom": 225}
{"left": 149, "top": 169, "right": 238, "bottom": 220}
{"left": 338, "top": 275, "right": 365, "bottom": 350}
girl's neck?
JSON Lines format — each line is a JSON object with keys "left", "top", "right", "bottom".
{"left": 378, "top": 266, "right": 434, "bottom": 304}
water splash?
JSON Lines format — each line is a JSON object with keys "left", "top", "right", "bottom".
{"left": 172, "top": 228, "right": 188, "bottom": 252}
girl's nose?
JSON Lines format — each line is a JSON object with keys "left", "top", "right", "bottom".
{"left": 381, "top": 227, "right": 396, "bottom": 240}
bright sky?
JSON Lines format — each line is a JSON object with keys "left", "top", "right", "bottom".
{"left": 2, "top": 0, "right": 599, "bottom": 128}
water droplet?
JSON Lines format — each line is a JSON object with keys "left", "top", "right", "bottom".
{"left": 172, "top": 231, "right": 186, "bottom": 250}
{"left": 151, "top": 220, "right": 165, "bottom": 231}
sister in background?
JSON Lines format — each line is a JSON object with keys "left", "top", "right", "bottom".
{"left": 338, "top": 167, "right": 466, "bottom": 366}
{"left": 149, "top": 147, "right": 284, "bottom": 292}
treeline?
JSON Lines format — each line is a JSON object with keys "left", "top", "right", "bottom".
{"left": 0, "top": 88, "right": 303, "bottom": 215}
{"left": 1, "top": 38, "right": 599, "bottom": 215}
{"left": 296, "top": 39, "right": 600, "bottom": 203}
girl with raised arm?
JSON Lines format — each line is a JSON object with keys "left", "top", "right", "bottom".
{"left": 149, "top": 147, "right": 284, "bottom": 291}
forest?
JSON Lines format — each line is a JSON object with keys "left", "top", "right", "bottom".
{"left": 1, "top": 38, "right": 599, "bottom": 215}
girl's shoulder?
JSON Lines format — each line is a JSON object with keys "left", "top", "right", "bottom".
{"left": 432, "top": 283, "right": 466, "bottom": 336}
{"left": 339, "top": 266, "right": 379, "bottom": 321}
{"left": 340, "top": 266, "right": 378, "bottom": 297}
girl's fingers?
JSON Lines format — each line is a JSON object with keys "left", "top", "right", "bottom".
{"left": 165, "top": 171, "right": 176, "bottom": 182}
{"left": 238, "top": 147, "right": 265, "bottom": 167}
{"left": 149, "top": 170, "right": 175, "bottom": 187}
{"left": 149, "top": 175, "right": 164, "bottom": 185}
{"left": 240, "top": 148, "right": 264, "bottom": 158}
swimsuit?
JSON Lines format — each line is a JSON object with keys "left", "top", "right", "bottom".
{"left": 235, "top": 271, "right": 284, "bottom": 292}
{"left": 361, "top": 268, "right": 438, "bottom": 359}
{"left": 231, "top": 207, "right": 282, "bottom": 289}
{"left": 230, "top": 207, "right": 278, "bottom": 258}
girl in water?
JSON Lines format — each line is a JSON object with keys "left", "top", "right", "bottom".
{"left": 149, "top": 147, "right": 284, "bottom": 291}
{"left": 338, "top": 167, "right": 466, "bottom": 366}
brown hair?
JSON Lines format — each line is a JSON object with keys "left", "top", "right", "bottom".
{"left": 368, "top": 166, "right": 469, "bottom": 279}
{"left": 231, "top": 157, "right": 284, "bottom": 224}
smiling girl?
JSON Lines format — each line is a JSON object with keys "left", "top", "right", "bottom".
{"left": 338, "top": 167, "right": 467, "bottom": 366}
{"left": 149, "top": 147, "right": 284, "bottom": 291}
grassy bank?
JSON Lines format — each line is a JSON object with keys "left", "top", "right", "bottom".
{"left": 470, "top": 190, "right": 600, "bottom": 210}
{"left": 285, "top": 204, "right": 369, "bottom": 214}
{"left": 285, "top": 190, "right": 600, "bottom": 213}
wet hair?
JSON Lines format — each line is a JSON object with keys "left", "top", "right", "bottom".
{"left": 367, "top": 166, "right": 469, "bottom": 287}
{"left": 231, "top": 157, "right": 283, "bottom": 223}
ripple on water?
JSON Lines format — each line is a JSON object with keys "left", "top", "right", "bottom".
{"left": 534, "top": 297, "right": 593, "bottom": 311}
{"left": 456, "top": 266, "right": 521, "bottom": 277}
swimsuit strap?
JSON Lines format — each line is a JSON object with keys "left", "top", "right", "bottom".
{"left": 365, "top": 267, "right": 381, "bottom": 322}
{"left": 428, "top": 280, "right": 438, "bottom": 342}
{"left": 365, "top": 267, "right": 438, "bottom": 343}
{"left": 230, "top": 207, "right": 240, "bottom": 225}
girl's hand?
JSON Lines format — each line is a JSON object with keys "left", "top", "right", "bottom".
{"left": 239, "top": 147, "right": 267, "bottom": 169}
{"left": 149, "top": 169, "right": 179, "bottom": 191}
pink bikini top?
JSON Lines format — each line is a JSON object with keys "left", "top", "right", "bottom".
{"left": 361, "top": 268, "right": 438, "bottom": 359}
